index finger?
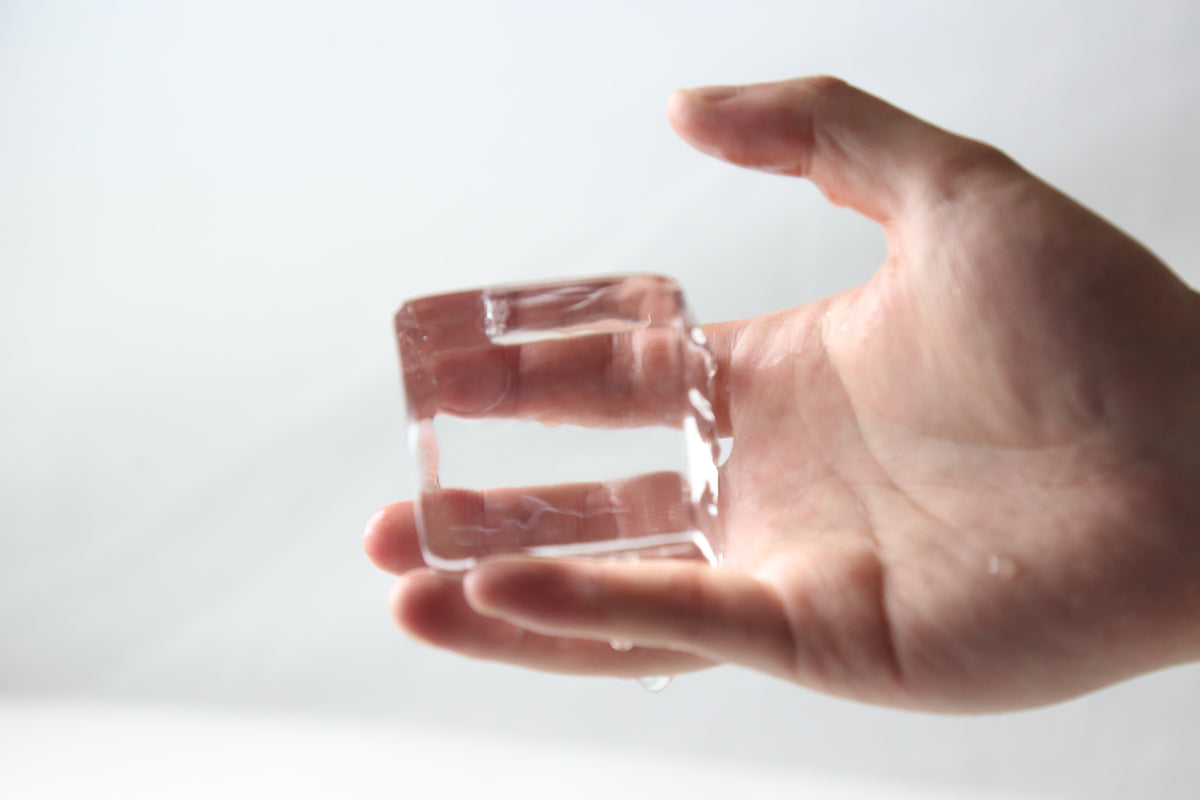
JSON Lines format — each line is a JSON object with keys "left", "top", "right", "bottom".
{"left": 396, "top": 276, "right": 743, "bottom": 433}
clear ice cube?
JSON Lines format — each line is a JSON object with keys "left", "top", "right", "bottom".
{"left": 395, "top": 274, "right": 722, "bottom": 571}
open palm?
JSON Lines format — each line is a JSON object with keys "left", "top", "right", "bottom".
{"left": 366, "top": 78, "right": 1200, "bottom": 711}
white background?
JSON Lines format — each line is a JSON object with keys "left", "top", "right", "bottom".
{"left": 3, "top": 1, "right": 1199, "bottom": 797}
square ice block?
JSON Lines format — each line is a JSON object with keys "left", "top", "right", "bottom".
{"left": 395, "top": 274, "right": 722, "bottom": 571}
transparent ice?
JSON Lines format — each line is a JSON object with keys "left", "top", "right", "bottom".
{"left": 395, "top": 274, "right": 723, "bottom": 571}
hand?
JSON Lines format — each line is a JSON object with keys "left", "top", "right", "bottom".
{"left": 365, "top": 77, "right": 1200, "bottom": 712}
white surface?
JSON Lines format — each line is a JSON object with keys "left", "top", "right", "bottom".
{"left": 0, "top": 696, "right": 1047, "bottom": 800}
{"left": 3, "top": 1, "right": 1200, "bottom": 798}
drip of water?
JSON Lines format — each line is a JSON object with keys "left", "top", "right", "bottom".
{"left": 610, "top": 640, "right": 633, "bottom": 652}
{"left": 636, "top": 675, "right": 672, "bottom": 693}
{"left": 986, "top": 554, "right": 1019, "bottom": 579}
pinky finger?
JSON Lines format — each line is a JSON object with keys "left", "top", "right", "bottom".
{"left": 391, "top": 570, "right": 714, "bottom": 678}
{"left": 462, "top": 558, "right": 797, "bottom": 679}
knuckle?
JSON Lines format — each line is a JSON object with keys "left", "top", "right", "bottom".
{"left": 805, "top": 74, "right": 852, "bottom": 98}
{"left": 922, "top": 138, "right": 1023, "bottom": 206}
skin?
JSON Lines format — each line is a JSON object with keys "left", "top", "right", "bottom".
{"left": 365, "top": 77, "right": 1200, "bottom": 712}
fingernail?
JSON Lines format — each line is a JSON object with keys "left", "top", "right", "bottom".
{"left": 434, "top": 351, "right": 510, "bottom": 415}
{"left": 686, "top": 85, "right": 743, "bottom": 103}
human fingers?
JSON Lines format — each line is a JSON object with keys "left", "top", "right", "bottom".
{"left": 667, "top": 76, "right": 1016, "bottom": 222}
{"left": 415, "top": 328, "right": 698, "bottom": 425}
{"left": 363, "top": 501, "right": 424, "bottom": 576}
{"left": 463, "top": 558, "right": 797, "bottom": 680}
{"left": 423, "top": 320, "right": 747, "bottom": 436}
{"left": 364, "top": 471, "right": 701, "bottom": 575}
{"left": 397, "top": 276, "right": 751, "bottom": 435}
{"left": 392, "top": 569, "right": 714, "bottom": 677}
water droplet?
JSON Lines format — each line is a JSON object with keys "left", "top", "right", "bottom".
{"left": 986, "top": 554, "right": 1018, "bottom": 579}
{"left": 636, "top": 675, "right": 672, "bottom": 693}
{"left": 610, "top": 639, "right": 633, "bottom": 652}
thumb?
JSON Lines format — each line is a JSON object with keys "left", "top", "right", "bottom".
{"left": 667, "top": 76, "right": 1010, "bottom": 223}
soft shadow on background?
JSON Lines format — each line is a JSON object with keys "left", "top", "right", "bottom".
{"left": 3, "top": 1, "right": 1199, "bottom": 797}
